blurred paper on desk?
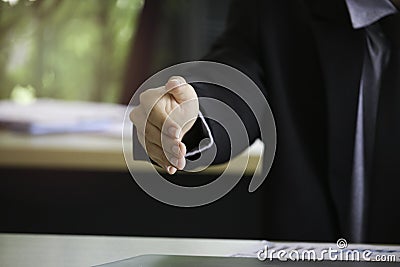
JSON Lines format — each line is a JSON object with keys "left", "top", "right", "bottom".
{"left": 0, "top": 99, "right": 126, "bottom": 136}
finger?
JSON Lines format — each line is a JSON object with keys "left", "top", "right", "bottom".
{"left": 145, "top": 140, "right": 182, "bottom": 169}
{"left": 150, "top": 149, "right": 177, "bottom": 175}
{"left": 147, "top": 105, "right": 181, "bottom": 139}
{"left": 167, "top": 166, "right": 177, "bottom": 175}
{"left": 147, "top": 145, "right": 171, "bottom": 170}
{"left": 132, "top": 104, "right": 182, "bottom": 158}
{"left": 178, "top": 114, "right": 198, "bottom": 139}
{"left": 165, "top": 76, "right": 197, "bottom": 104}
{"left": 139, "top": 86, "right": 166, "bottom": 112}
{"left": 158, "top": 140, "right": 186, "bottom": 170}
{"left": 163, "top": 148, "right": 186, "bottom": 170}
{"left": 179, "top": 142, "right": 187, "bottom": 157}
{"left": 145, "top": 121, "right": 184, "bottom": 158}
{"left": 176, "top": 157, "right": 186, "bottom": 170}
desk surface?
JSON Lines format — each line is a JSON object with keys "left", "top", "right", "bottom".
{"left": 0, "top": 234, "right": 261, "bottom": 267}
{"left": 0, "top": 130, "right": 263, "bottom": 175}
{"left": 1, "top": 234, "right": 399, "bottom": 267}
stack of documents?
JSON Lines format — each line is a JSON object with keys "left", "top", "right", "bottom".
{"left": 0, "top": 99, "right": 126, "bottom": 136}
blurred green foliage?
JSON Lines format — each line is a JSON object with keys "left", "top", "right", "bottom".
{"left": 0, "top": 0, "right": 143, "bottom": 102}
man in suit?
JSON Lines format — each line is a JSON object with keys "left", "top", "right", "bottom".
{"left": 130, "top": 0, "right": 400, "bottom": 243}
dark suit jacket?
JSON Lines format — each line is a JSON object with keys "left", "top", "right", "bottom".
{"left": 183, "top": 0, "right": 400, "bottom": 243}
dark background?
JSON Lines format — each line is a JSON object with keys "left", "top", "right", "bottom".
{"left": 0, "top": 168, "right": 269, "bottom": 239}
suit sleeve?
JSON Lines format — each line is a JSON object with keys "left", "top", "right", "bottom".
{"left": 182, "top": 0, "right": 266, "bottom": 164}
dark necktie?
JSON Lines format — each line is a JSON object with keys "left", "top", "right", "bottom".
{"left": 350, "top": 13, "right": 399, "bottom": 243}
{"left": 350, "top": 23, "right": 390, "bottom": 243}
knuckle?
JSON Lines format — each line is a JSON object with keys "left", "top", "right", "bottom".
{"left": 146, "top": 97, "right": 163, "bottom": 116}
{"left": 140, "top": 87, "right": 163, "bottom": 104}
{"left": 170, "top": 75, "right": 186, "bottom": 83}
{"left": 150, "top": 105, "right": 167, "bottom": 123}
{"left": 151, "top": 103, "right": 164, "bottom": 117}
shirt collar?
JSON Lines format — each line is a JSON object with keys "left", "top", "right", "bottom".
{"left": 345, "top": 0, "right": 398, "bottom": 29}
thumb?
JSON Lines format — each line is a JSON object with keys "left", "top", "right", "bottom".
{"left": 165, "top": 76, "right": 197, "bottom": 104}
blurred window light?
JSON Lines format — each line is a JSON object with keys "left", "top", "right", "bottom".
{"left": 2, "top": 0, "right": 19, "bottom": 6}
{"left": 10, "top": 84, "right": 36, "bottom": 104}
{"left": 0, "top": 0, "right": 143, "bottom": 103}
